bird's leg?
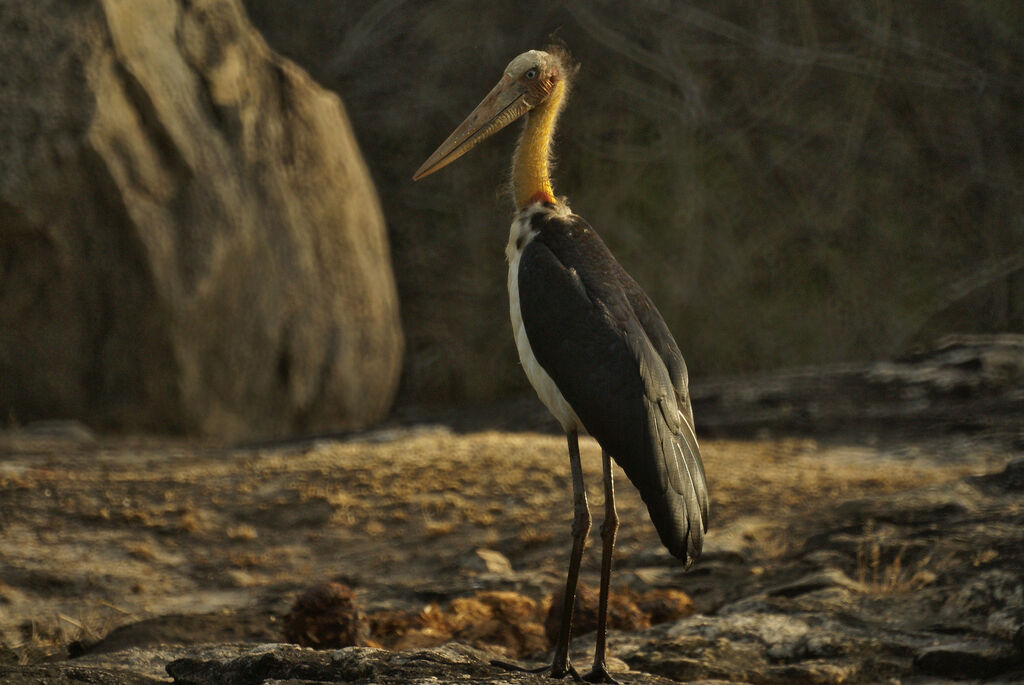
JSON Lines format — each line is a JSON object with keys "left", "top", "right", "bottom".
{"left": 550, "top": 429, "right": 591, "bottom": 679}
{"left": 584, "top": 450, "right": 620, "bottom": 684}
{"left": 491, "top": 430, "right": 589, "bottom": 681}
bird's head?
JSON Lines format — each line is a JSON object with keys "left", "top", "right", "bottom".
{"left": 413, "top": 49, "right": 570, "bottom": 181}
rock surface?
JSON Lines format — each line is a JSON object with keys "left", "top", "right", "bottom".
{"left": 692, "top": 334, "right": 1024, "bottom": 437}
{"left": 0, "top": 0, "right": 402, "bottom": 438}
{"left": 1, "top": 423, "right": 1022, "bottom": 683}
{"left": 165, "top": 643, "right": 691, "bottom": 684}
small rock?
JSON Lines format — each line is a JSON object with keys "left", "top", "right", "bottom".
{"left": 767, "top": 568, "right": 868, "bottom": 598}
{"left": 472, "top": 548, "right": 514, "bottom": 575}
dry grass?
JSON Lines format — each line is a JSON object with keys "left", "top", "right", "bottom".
{"left": 855, "top": 532, "right": 939, "bottom": 595}
{"left": 7, "top": 606, "right": 133, "bottom": 665}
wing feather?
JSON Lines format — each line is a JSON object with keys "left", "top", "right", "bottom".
{"left": 517, "top": 211, "right": 708, "bottom": 565}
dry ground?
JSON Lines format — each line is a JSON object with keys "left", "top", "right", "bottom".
{"left": 0, "top": 423, "right": 1013, "bottom": 666}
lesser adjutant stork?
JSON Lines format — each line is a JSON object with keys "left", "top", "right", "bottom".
{"left": 413, "top": 47, "right": 708, "bottom": 682}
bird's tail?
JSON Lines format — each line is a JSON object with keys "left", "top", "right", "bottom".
{"left": 640, "top": 401, "right": 708, "bottom": 568}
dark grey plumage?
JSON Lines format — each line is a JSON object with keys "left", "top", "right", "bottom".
{"left": 517, "top": 205, "right": 708, "bottom": 565}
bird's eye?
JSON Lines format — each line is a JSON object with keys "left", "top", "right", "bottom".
{"left": 525, "top": 68, "right": 538, "bottom": 80}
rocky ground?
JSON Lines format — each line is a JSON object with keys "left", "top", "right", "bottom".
{"left": 1, "top": 339, "right": 1023, "bottom": 683}
{"left": 1, "top": 424, "right": 1022, "bottom": 683}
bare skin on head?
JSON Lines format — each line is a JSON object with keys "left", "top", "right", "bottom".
{"left": 413, "top": 49, "right": 571, "bottom": 209}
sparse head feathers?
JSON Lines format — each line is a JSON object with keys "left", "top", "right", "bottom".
{"left": 503, "top": 48, "right": 576, "bottom": 106}
{"left": 504, "top": 50, "right": 548, "bottom": 78}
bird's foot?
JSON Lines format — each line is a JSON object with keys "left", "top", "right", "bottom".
{"left": 491, "top": 658, "right": 582, "bottom": 680}
{"left": 583, "top": 662, "right": 620, "bottom": 684}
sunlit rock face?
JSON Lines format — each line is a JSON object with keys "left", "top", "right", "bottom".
{"left": 0, "top": 0, "right": 403, "bottom": 438}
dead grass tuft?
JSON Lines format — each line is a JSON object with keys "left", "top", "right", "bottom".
{"left": 855, "top": 521, "right": 939, "bottom": 594}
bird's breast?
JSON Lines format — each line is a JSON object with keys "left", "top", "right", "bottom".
{"left": 506, "top": 206, "right": 583, "bottom": 433}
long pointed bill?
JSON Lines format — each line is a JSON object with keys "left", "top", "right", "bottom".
{"left": 413, "top": 75, "right": 531, "bottom": 181}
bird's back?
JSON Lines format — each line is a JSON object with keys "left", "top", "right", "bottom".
{"left": 511, "top": 204, "right": 708, "bottom": 566}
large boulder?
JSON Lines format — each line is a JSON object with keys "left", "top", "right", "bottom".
{"left": 0, "top": 0, "right": 402, "bottom": 437}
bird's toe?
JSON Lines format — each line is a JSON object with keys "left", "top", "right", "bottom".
{"left": 583, "top": 662, "right": 620, "bottom": 684}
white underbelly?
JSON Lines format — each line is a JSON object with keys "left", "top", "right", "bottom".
{"left": 506, "top": 211, "right": 583, "bottom": 433}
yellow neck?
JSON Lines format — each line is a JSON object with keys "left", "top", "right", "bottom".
{"left": 513, "top": 79, "right": 566, "bottom": 210}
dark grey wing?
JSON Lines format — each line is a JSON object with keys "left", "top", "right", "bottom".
{"left": 622, "top": 279, "right": 707, "bottom": 518}
{"left": 609, "top": 277, "right": 708, "bottom": 565}
{"left": 518, "top": 238, "right": 643, "bottom": 452}
{"left": 518, "top": 232, "right": 707, "bottom": 565}
{"left": 623, "top": 280, "right": 694, "bottom": 423}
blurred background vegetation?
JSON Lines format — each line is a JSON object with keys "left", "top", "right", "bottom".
{"left": 246, "top": 0, "right": 1024, "bottom": 406}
